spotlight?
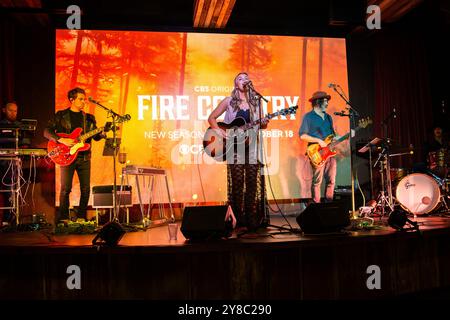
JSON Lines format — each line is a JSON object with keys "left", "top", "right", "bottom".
{"left": 388, "top": 209, "right": 420, "bottom": 232}
{"left": 92, "top": 221, "right": 125, "bottom": 246}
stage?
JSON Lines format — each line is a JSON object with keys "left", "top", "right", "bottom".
{"left": 1, "top": 215, "right": 450, "bottom": 300}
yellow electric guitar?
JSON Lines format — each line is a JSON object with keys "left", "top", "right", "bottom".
{"left": 306, "top": 117, "right": 372, "bottom": 167}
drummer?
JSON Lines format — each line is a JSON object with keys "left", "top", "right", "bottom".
{"left": 423, "top": 125, "right": 449, "bottom": 177}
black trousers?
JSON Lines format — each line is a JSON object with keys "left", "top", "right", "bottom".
{"left": 58, "top": 156, "right": 91, "bottom": 222}
{"left": 227, "top": 163, "right": 266, "bottom": 231}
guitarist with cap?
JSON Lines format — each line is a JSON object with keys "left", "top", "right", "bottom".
{"left": 299, "top": 91, "right": 337, "bottom": 203}
{"left": 44, "top": 87, "right": 106, "bottom": 223}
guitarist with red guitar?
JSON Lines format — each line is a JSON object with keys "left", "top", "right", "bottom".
{"left": 299, "top": 91, "right": 338, "bottom": 204}
{"left": 44, "top": 87, "right": 106, "bottom": 223}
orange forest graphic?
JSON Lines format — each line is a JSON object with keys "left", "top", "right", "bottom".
{"left": 55, "top": 30, "right": 350, "bottom": 205}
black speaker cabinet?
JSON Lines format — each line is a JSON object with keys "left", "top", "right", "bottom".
{"left": 296, "top": 201, "right": 350, "bottom": 234}
{"left": 181, "top": 205, "right": 235, "bottom": 240}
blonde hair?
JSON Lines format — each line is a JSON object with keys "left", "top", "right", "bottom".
{"left": 230, "top": 72, "right": 259, "bottom": 115}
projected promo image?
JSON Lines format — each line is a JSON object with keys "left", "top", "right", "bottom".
{"left": 55, "top": 30, "right": 350, "bottom": 205}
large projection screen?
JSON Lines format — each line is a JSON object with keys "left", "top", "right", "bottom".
{"left": 55, "top": 30, "right": 350, "bottom": 205}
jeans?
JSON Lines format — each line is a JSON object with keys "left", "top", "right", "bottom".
{"left": 58, "top": 156, "right": 91, "bottom": 222}
{"left": 311, "top": 157, "right": 337, "bottom": 203}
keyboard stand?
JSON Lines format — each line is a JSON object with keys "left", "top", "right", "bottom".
{"left": 0, "top": 156, "right": 21, "bottom": 225}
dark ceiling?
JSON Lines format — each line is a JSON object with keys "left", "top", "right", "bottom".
{"left": 0, "top": 0, "right": 448, "bottom": 36}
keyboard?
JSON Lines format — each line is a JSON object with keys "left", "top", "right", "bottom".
{"left": 123, "top": 165, "right": 166, "bottom": 175}
{"left": 0, "top": 148, "right": 48, "bottom": 157}
{"left": 0, "top": 120, "right": 37, "bottom": 131}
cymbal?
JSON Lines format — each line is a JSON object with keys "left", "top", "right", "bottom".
{"left": 356, "top": 140, "right": 414, "bottom": 159}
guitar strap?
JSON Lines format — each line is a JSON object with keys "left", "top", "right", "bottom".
{"left": 327, "top": 113, "right": 336, "bottom": 136}
{"left": 82, "top": 111, "right": 88, "bottom": 161}
{"left": 82, "top": 111, "right": 86, "bottom": 134}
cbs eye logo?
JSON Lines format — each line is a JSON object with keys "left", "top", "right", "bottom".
{"left": 179, "top": 144, "right": 203, "bottom": 155}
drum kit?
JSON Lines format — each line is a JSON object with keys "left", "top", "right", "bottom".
{"left": 359, "top": 138, "right": 450, "bottom": 218}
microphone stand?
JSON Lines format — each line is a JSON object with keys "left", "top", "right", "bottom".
{"left": 379, "top": 111, "right": 397, "bottom": 210}
{"left": 331, "top": 84, "right": 360, "bottom": 117}
{"left": 380, "top": 109, "right": 396, "bottom": 141}
{"left": 247, "top": 85, "right": 296, "bottom": 233}
{"left": 246, "top": 86, "right": 269, "bottom": 228}
{"left": 90, "top": 99, "right": 127, "bottom": 223}
{"left": 330, "top": 85, "right": 360, "bottom": 216}
{"left": 247, "top": 84, "right": 269, "bottom": 103}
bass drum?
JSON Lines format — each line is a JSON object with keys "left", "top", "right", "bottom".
{"left": 396, "top": 173, "right": 441, "bottom": 215}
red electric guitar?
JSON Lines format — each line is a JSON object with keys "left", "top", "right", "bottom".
{"left": 47, "top": 126, "right": 107, "bottom": 166}
{"left": 306, "top": 117, "right": 372, "bottom": 167}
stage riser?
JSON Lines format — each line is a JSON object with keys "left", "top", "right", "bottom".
{"left": 1, "top": 233, "right": 450, "bottom": 299}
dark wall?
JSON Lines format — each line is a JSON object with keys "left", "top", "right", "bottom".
{"left": 426, "top": 0, "right": 450, "bottom": 131}
{"left": 1, "top": 18, "right": 56, "bottom": 220}
{"left": 1, "top": 17, "right": 54, "bottom": 147}
{"left": 0, "top": 17, "right": 15, "bottom": 105}
{"left": 13, "top": 23, "right": 55, "bottom": 148}
{"left": 346, "top": 34, "right": 375, "bottom": 199}
{"left": 344, "top": 1, "right": 449, "bottom": 200}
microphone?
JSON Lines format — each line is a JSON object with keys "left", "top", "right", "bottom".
{"left": 117, "top": 114, "right": 131, "bottom": 122}
{"left": 244, "top": 81, "right": 253, "bottom": 88}
{"left": 89, "top": 96, "right": 131, "bottom": 121}
{"left": 88, "top": 96, "right": 99, "bottom": 104}
{"left": 328, "top": 83, "right": 336, "bottom": 88}
{"left": 334, "top": 111, "right": 346, "bottom": 116}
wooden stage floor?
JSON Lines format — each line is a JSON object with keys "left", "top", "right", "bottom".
{"left": 1, "top": 215, "right": 450, "bottom": 248}
{"left": 1, "top": 215, "right": 450, "bottom": 299}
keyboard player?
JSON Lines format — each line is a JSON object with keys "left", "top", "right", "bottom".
{"left": 0, "top": 102, "right": 38, "bottom": 225}
{"left": 0, "top": 102, "right": 34, "bottom": 148}
{"left": 1, "top": 102, "right": 20, "bottom": 225}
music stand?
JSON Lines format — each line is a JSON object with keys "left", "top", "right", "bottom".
{"left": 358, "top": 137, "right": 382, "bottom": 198}
{"left": 102, "top": 138, "right": 121, "bottom": 156}
{"left": 358, "top": 137, "right": 381, "bottom": 153}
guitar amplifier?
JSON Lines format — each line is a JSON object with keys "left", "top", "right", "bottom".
{"left": 92, "top": 185, "right": 132, "bottom": 208}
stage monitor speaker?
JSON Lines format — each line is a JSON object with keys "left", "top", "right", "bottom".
{"left": 92, "top": 221, "right": 125, "bottom": 246}
{"left": 296, "top": 201, "right": 350, "bottom": 234}
{"left": 181, "top": 205, "right": 235, "bottom": 240}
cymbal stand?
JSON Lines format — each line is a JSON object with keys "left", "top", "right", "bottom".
{"left": 385, "top": 145, "right": 395, "bottom": 207}
{"left": 373, "top": 146, "right": 394, "bottom": 216}
{"left": 427, "top": 170, "right": 450, "bottom": 214}
{"left": 440, "top": 191, "right": 449, "bottom": 213}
